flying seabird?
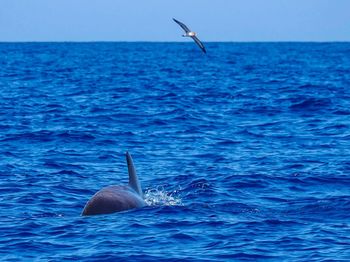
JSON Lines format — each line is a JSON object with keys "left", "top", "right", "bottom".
{"left": 173, "top": 18, "right": 206, "bottom": 54}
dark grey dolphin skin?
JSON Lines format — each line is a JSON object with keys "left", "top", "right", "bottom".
{"left": 82, "top": 152, "right": 146, "bottom": 216}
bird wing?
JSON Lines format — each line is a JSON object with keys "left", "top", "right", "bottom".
{"left": 173, "top": 18, "right": 191, "bottom": 33}
{"left": 191, "top": 36, "right": 206, "bottom": 53}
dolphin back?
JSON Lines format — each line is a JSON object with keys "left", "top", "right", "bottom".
{"left": 126, "top": 152, "right": 143, "bottom": 198}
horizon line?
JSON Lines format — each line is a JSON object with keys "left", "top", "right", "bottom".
{"left": 1, "top": 40, "right": 350, "bottom": 43}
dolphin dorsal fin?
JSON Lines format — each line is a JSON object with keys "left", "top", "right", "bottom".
{"left": 126, "top": 152, "right": 143, "bottom": 198}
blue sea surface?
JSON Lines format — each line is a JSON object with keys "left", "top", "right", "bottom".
{"left": 1, "top": 42, "right": 350, "bottom": 261}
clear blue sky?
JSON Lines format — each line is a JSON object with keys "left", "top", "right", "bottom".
{"left": 1, "top": 0, "right": 349, "bottom": 42}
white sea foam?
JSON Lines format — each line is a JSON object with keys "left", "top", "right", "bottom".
{"left": 144, "top": 186, "right": 183, "bottom": 206}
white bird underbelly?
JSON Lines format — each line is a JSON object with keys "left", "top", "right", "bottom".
{"left": 187, "top": 31, "right": 196, "bottom": 37}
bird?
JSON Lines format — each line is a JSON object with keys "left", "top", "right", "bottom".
{"left": 173, "top": 18, "right": 206, "bottom": 54}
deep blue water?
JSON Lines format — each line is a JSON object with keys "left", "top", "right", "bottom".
{"left": 1, "top": 42, "right": 350, "bottom": 261}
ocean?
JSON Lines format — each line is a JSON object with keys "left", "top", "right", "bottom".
{"left": 0, "top": 42, "right": 350, "bottom": 261}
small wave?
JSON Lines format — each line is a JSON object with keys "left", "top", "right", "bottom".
{"left": 143, "top": 186, "right": 183, "bottom": 207}
{"left": 289, "top": 97, "right": 332, "bottom": 111}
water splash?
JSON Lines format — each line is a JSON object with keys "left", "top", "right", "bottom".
{"left": 144, "top": 186, "right": 183, "bottom": 206}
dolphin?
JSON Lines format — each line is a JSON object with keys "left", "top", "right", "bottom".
{"left": 82, "top": 152, "right": 146, "bottom": 216}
